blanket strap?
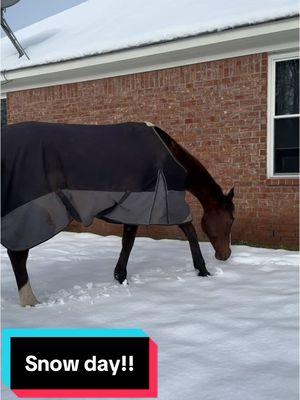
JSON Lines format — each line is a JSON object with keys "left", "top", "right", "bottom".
{"left": 55, "top": 190, "right": 82, "bottom": 222}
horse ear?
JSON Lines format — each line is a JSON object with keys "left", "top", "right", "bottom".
{"left": 227, "top": 187, "right": 234, "bottom": 200}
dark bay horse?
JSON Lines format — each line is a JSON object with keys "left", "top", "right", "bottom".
{"left": 3, "top": 123, "right": 234, "bottom": 307}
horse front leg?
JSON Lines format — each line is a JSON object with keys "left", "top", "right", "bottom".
{"left": 114, "top": 224, "right": 138, "bottom": 284}
{"left": 179, "top": 222, "right": 210, "bottom": 276}
{"left": 7, "top": 249, "right": 40, "bottom": 306}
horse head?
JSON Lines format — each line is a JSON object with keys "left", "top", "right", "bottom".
{"left": 201, "top": 187, "right": 235, "bottom": 261}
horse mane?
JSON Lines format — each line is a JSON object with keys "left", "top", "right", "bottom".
{"left": 154, "top": 126, "right": 225, "bottom": 204}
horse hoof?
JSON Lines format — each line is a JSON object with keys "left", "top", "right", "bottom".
{"left": 114, "top": 273, "right": 127, "bottom": 285}
{"left": 198, "top": 271, "right": 211, "bottom": 277}
{"left": 21, "top": 299, "right": 40, "bottom": 307}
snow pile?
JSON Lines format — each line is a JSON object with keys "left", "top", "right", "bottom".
{"left": 1, "top": 0, "right": 298, "bottom": 71}
{"left": 1, "top": 232, "right": 299, "bottom": 400}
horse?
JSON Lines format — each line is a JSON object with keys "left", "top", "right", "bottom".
{"left": 2, "top": 122, "right": 235, "bottom": 307}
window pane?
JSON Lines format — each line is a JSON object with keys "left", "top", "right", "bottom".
{"left": 1, "top": 99, "right": 7, "bottom": 128}
{"left": 274, "top": 117, "right": 299, "bottom": 173}
{"left": 275, "top": 58, "right": 299, "bottom": 115}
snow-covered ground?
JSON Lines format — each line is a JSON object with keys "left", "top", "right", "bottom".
{"left": 1, "top": 232, "right": 299, "bottom": 400}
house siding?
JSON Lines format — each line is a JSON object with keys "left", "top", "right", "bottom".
{"left": 7, "top": 53, "right": 299, "bottom": 248}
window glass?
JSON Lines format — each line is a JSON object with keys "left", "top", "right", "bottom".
{"left": 275, "top": 59, "right": 299, "bottom": 116}
{"left": 274, "top": 117, "right": 299, "bottom": 173}
{"left": 1, "top": 99, "right": 7, "bottom": 127}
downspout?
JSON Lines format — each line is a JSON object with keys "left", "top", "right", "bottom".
{"left": 1, "top": 70, "right": 12, "bottom": 85}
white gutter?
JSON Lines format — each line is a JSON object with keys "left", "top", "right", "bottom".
{"left": 1, "top": 17, "right": 299, "bottom": 96}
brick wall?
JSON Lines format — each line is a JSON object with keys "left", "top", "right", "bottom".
{"left": 7, "top": 53, "right": 299, "bottom": 248}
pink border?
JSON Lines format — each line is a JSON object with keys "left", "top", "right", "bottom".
{"left": 13, "top": 339, "right": 158, "bottom": 398}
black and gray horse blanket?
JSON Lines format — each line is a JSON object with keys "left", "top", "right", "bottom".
{"left": 2, "top": 121, "right": 191, "bottom": 251}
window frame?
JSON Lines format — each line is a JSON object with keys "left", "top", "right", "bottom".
{"left": 267, "top": 51, "right": 299, "bottom": 178}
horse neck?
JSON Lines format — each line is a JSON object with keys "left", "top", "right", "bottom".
{"left": 157, "top": 129, "right": 223, "bottom": 209}
{"left": 184, "top": 155, "right": 224, "bottom": 210}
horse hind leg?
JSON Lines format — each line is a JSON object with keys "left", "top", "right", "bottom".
{"left": 7, "top": 249, "right": 40, "bottom": 307}
{"left": 114, "top": 224, "right": 138, "bottom": 284}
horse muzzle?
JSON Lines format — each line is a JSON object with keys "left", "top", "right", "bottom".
{"left": 215, "top": 249, "right": 231, "bottom": 261}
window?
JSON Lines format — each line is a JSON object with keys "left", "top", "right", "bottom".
{"left": 1, "top": 98, "right": 7, "bottom": 128}
{"left": 268, "top": 52, "right": 299, "bottom": 177}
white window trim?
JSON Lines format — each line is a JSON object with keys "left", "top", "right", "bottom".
{"left": 267, "top": 51, "right": 300, "bottom": 178}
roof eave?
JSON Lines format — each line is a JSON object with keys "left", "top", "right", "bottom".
{"left": 1, "top": 16, "right": 299, "bottom": 96}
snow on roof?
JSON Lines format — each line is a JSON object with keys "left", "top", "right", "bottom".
{"left": 1, "top": 0, "right": 299, "bottom": 72}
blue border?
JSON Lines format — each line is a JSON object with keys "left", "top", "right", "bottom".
{"left": 2, "top": 328, "right": 147, "bottom": 388}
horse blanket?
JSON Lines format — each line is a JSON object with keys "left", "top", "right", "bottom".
{"left": 1, "top": 121, "right": 191, "bottom": 251}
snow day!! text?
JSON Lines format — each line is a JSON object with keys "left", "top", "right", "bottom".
{"left": 25, "top": 355, "right": 134, "bottom": 376}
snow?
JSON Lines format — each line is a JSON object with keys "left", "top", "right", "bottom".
{"left": 1, "top": 231, "right": 299, "bottom": 400}
{"left": 1, "top": 0, "right": 298, "bottom": 71}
